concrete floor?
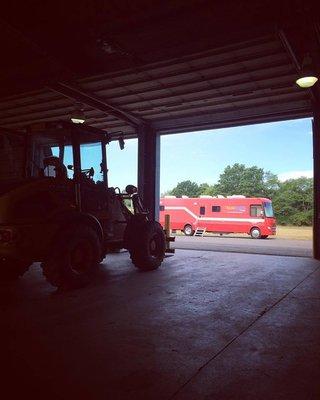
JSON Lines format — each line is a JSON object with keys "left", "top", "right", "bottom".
{"left": 1, "top": 250, "right": 320, "bottom": 399}
{"left": 174, "top": 235, "right": 313, "bottom": 257}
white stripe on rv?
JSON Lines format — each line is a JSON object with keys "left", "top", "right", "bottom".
{"left": 165, "top": 206, "right": 262, "bottom": 223}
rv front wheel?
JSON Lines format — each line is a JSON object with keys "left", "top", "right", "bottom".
{"left": 250, "top": 227, "right": 261, "bottom": 239}
{"left": 183, "top": 224, "right": 194, "bottom": 236}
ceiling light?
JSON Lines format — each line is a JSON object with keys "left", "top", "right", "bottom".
{"left": 296, "top": 76, "right": 318, "bottom": 88}
{"left": 296, "top": 54, "right": 318, "bottom": 88}
{"left": 71, "top": 104, "right": 85, "bottom": 124}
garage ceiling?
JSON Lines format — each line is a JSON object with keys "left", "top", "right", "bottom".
{"left": 0, "top": 0, "right": 319, "bottom": 137}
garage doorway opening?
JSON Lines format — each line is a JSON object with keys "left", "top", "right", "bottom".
{"left": 160, "top": 118, "right": 313, "bottom": 257}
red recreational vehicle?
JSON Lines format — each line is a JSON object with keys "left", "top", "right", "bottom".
{"left": 159, "top": 195, "right": 276, "bottom": 238}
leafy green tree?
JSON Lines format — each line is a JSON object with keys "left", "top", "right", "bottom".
{"left": 169, "top": 180, "right": 200, "bottom": 197}
{"left": 272, "top": 177, "right": 313, "bottom": 225}
{"left": 201, "top": 184, "right": 219, "bottom": 196}
{"left": 169, "top": 181, "right": 217, "bottom": 197}
{"left": 263, "top": 172, "right": 281, "bottom": 199}
{"left": 215, "top": 163, "right": 267, "bottom": 197}
{"left": 198, "top": 183, "right": 210, "bottom": 194}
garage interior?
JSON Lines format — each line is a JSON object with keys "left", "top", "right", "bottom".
{"left": 1, "top": 1, "right": 320, "bottom": 399}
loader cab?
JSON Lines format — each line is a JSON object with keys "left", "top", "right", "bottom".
{"left": 25, "top": 123, "right": 109, "bottom": 183}
{"left": 34, "top": 123, "right": 114, "bottom": 211}
{"left": 0, "top": 121, "right": 118, "bottom": 214}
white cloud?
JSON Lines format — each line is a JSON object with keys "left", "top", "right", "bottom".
{"left": 278, "top": 170, "right": 313, "bottom": 182}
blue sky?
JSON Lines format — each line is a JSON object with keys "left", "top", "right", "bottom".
{"left": 76, "top": 118, "right": 313, "bottom": 193}
{"left": 160, "top": 118, "right": 313, "bottom": 193}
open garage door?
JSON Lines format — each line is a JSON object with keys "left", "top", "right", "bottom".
{"left": 160, "top": 119, "right": 313, "bottom": 258}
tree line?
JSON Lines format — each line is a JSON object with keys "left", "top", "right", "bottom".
{"left": 165, "top": 163, "right": 313, "bottom": 226}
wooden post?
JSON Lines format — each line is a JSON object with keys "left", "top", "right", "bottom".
{"left": 164, "top": 214, "right": 171, "bottom": 237}
{"left": 164, "top": 213, "right": 175, "bottom": 253}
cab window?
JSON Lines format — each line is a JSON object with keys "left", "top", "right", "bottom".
{"left": 200, "top": 206, "right": 205, "bottom": 215}
{"left": 80, "top": 143, "right": 102, "bottom": 183}
{"left": 250, "top": 205, "right": 263, "bottom": 217}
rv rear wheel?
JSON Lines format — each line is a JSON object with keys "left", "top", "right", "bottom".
{"left": 250, "top": 227, "right": 261, "bottom": 239}
{"left": 183, "top": 224, "right": 194, "bottom": 236}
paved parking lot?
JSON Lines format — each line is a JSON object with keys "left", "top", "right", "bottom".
{"left": 173, "top": 235, "right": 313, "bottom": 258}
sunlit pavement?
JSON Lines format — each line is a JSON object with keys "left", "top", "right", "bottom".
{"left": 173, "top": 235, "right": 313, "bottom": 257}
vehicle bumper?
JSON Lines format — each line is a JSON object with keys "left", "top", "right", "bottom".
{"left": 266, "top": 226, "right": 277, "bottom": 235}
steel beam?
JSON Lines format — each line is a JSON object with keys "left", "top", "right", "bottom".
{"left": 48, "top": 82, "right": 145, "bottom": 128}
{"left": 137, "top": 126, "right": 160, "bottom": 220}
{"left": 278, "top": 29, "right": 302, "bottom": 72}
{"left": 313, "top": 99, "right": 320, "bottom": 259}
{"left": 278, "top": 28, "right": 319, "bottom": 102}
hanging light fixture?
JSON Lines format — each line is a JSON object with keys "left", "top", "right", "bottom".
{"left": 296, "top": 54, "right": 318, "bottom": 88}
{"left": 71, "top": 103, "right": 86, "bottom": 124}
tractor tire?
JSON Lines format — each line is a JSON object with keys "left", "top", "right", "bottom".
{"left": 183, "top": 224, "right": 194, "bottom": 236}
{"left": 250, "top": 227, "right": 261, "bottom": 239}
{"left": 127, "top": 220, "right": 166, "bottom": 271}
{"left": 0, "top": 258, "right": 30, "bottom": 281}
{"left": 41, "top": 225, "right": 101, "bottom": 289}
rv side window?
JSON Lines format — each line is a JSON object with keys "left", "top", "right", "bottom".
{"left": 159, "top": 205, "right": 165, "bottom": 211}
{"left": 200, "top": 206, "right": 205, "bottom": 215}
{"left": 212, "top": 206, "right": 221, "bottom": 212}
{"left": 250, "top": 205, "right": 263, "bottom": 217}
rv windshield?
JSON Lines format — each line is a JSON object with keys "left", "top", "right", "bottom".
{"left": 264, "top": 202, "right": 274, "bottom": 218}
